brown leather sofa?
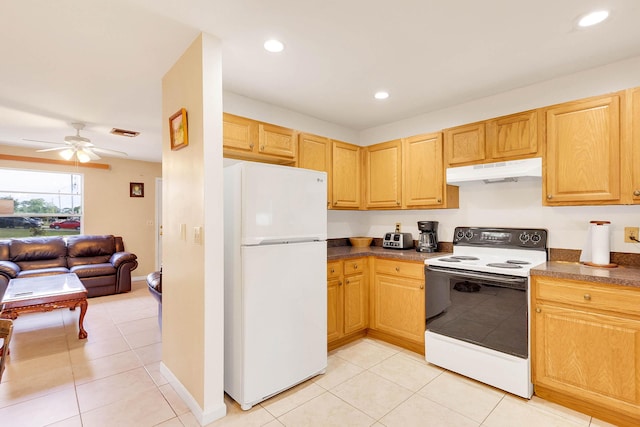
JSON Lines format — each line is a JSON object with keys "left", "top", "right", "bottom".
{"left": 0, "top": 235, "right": 137, "bottom": 299}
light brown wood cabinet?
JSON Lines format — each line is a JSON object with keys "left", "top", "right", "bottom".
{"left": 531, "top": 276, "right": 640, "bottom": 426}
{"left": 627, "top": 87, "right": 640, "bottom": 203}
{"left": 403, "top": 132, "right": 459, "bottom": 209}
{"left": 298, "top": 133, "right": 332, "bottom": 207}
{"left": 332, "top": 140, "right": 362, "bottom": 209}
{"left": 542, "top": 93, "right": 622, "bottom": 205}
{"left": 444, "top": 110, "right": 539, "bottom": 167}
{"left": 327, "top": 258, "right": 368, "bottom": 350}
{"left": 364, "top": 139, "right": 402, "bottom": 209}
{"left": 223, "top": 113, "right": 297, "bottom": 164}
{"left": 370, "top": 258, "right": 425, "bottom": 354}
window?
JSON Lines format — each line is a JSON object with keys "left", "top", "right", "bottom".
{"left": 0, "top": 168, "right": 83, "bottom": 238}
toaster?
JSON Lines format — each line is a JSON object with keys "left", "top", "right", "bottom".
{"left": 382, "top": 232, "right": 414, "bottom": 249}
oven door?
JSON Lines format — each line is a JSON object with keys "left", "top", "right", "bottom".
{"left": 425, "top": 266, "right": 528, "bottom": 358}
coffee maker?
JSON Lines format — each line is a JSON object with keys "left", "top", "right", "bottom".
{"left": 417, "top": 221, "right": 438, "bottom": 252}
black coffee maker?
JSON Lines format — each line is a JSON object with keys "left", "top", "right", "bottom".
{"left": 417, "top": 221, "right": 438, "bottom": 252}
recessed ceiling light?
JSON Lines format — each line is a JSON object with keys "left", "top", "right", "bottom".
{"left": 374, "top": 91, "right": 389, "bottom": 100}
{"left": 578, "top": 10, "right": 609, "bottom": 27}
{"left": 264, "top": 39, "right": 284, "bottom": 53}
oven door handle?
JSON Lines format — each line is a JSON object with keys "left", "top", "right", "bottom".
{"left": 425, "top": 266, "right": 527, "bottom": 284}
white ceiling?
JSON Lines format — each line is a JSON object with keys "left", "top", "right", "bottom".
{"left": 1, "top": 0, "right": 639, "bottom": 163}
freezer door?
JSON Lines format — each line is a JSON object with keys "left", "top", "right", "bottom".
{"left": 239, "top": 241, "right": 327, "bottom": 406}
{"left": 241, "top": 162, "right": 327, "bottom": 245}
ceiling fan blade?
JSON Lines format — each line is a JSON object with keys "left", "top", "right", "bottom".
{"left": 83, "top": 148, "right": 101, "bottom": 161}
{"left": 91, "top": 147, "right": 128, "bottom": 157}
{"left": 36, "top": 146, "right": 69, "bottom": 152}
{"left": 23, "top": 138, "right": 67, "bottom": 146}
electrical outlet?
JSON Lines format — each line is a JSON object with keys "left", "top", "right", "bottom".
{"left": 395, "top": 222, "right": 401, "bottom": 233}
{"left": 625, "top": 227, "right": 639, "bottom": 243}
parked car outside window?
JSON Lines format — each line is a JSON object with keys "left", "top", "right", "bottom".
{"left": 49, "top": 219, "right": 81, "bottom": 230}
{"left": 0, "top": 217, "right": 41, "bottom": 228}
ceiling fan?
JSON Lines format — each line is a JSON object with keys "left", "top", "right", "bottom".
{"left": 29, "top": 123, "right": 128, "bottom": 163}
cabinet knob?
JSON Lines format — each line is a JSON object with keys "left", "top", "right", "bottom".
{"left": 338, "top": 281, "right": 342, "bottom": 286}
{"left": 547, "top": 194, "right": 553, "bottom": 200}
{"left": 333, "top": 201, "right": 337, "bottom": 206}
{"left": 634, "top": 190, "right": 640, "bottom": 197}
{"left": 535, "top": 308, "right": 541, "bottom": 313}
{"left": 437, "top": 199, "right": 442, "bottom": 203}
{"left": 353, "top": 264, "right": 358, "bottom": 270}
{"left": 419, "top": 284, "right": 424, "bottom": 289}
{"left": 249, "top": 143, "right": 254, "bottom": 149}
{"left": 330, "top": 268, "right": 335, "bottom": 274}
{"left": 584, "top": 294, "right": 591, "bottom": 301}
{"left": 260, "top": 145, "right": 265, "bottom": 150}
{"left": 395, "top": 266, "right": 400, "bottom": 272}
{"left": 346, "top": 279, "right": 350, "bottom": 284}
{"left": 396, "top": 201, "right": 400, "bottom": 206}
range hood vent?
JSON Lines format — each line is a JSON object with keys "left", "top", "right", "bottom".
{"left": 446, "top": 157, "right": 542, "bottom": 184}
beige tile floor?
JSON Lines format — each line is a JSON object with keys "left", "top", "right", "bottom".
{"left": 0, "top": 280, "right": 619, "bottom": 426}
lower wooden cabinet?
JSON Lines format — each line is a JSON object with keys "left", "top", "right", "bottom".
{"left": 532, "top": 276, "right": 640, "bottom": 426}
{"left": 370, "top": 258, "right": 425, "bottom": 354}
{"left": 327, "top": 258, "right": 368, "bottom": 350}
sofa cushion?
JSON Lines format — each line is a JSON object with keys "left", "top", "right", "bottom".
{"left": 9, "top": 237, "right": 67, "bottom": 271}
{"left": 67, "top": 235, "right": 115, "bottom": 258}
{"left": 70, "top": 263, "right": 116, "bottom": 278}
{"left": 17, "top": 267, "right": 69, "bottom": 278}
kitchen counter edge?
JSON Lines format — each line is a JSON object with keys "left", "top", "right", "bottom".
{"left": 327, "top": 246, "right": 447, "bottom": 262}
{"left": 531, "top": 261, "right": 640, "bottom": 288}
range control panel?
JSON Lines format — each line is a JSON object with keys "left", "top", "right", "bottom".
{"left": 452, "top": 227, "right": 547, "bottom": 251}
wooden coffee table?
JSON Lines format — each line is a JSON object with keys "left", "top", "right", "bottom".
{"left": 0, "top": 273, "right": 88, "bottom": 340}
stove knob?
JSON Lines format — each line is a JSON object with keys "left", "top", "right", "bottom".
{"left": 455, "top": 230, "right": 465, "bottom": 240}
{"left": 465, "top": 230, "right": 473, "bottom": 240}
{"left": 519, "top": 233, "right": 530, "bottom": 243}
{"left": 531, "top": 234, "right": 541, "bottom": 243}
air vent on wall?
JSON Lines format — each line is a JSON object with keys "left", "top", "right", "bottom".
{"left": 110, "top": 128, "right": 140, "bottom": 137}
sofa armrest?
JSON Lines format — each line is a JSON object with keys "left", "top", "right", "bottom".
{"left": 110, "top": 252, "right": 138, "bottom": 269}
{"left": 0, "top": 260, "right": 20, "bottom": 279}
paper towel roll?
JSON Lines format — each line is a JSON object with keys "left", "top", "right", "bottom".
{"left": 580, "top": 220, "right": 612, "bottom": 266}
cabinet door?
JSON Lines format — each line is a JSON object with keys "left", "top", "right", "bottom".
{"left": 299, "top": 133, "right": 332, "bottom": 207}
{"left": 372, "top": 274, "right": 425, "bottom": 343}
{"left": 533, "top": 303, "right": 640, "bottom": 418}
{"left": 258, "top": 123, "right": 297, "bottom": 159}
{"left": 487, "top": 110, "right": 538, "bottom": 160}
{"left": 365, "top": 140, "right": 402, "bottom": 208}
{"left": 445, "top": 122, "right": 486, "bottom": 166}
{"left": 544, "top": 95, "right": 621, "bottom": 204}
{"left": 403, "top": 133, "right": 445, "bottom": 208}
{"left": 223, "top": 113, "right": 258, "bottom": 152}
{"left": 343, "top": 273, "right": 368, "bottom": 334}
{"left": 332, "top": 140, "right": 362, "bottom": 209}
{"left": 630, "top": 87, "right": 640, "bottom": 203}
{"left": 327, "top": 277, "right": 344, "bottom": 342}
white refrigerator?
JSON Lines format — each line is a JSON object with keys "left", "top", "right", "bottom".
{"left": 223, "top": 161, "right": 327, "bottom": 410}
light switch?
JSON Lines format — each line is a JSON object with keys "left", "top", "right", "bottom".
{"left": 194, "top": 226, "right": 203, "bottom": 244}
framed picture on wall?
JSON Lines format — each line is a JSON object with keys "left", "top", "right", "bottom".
{"left": 130, "top": 182, "right": 144, "bottom": 198}
{"left": 169, "top": 108, "right": 189, "bottom": 151}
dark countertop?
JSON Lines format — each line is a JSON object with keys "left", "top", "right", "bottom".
{"left": 532, "top": 261, "right": 640, "bottom": 288}
{"left": 327, "top": 246, "right": 448, "bottom": 262}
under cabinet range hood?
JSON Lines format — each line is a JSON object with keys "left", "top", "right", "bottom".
{"left": 446, "top": 157, "right": 542, "bottom": 184}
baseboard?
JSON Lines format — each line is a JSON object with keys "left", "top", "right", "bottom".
{"left": 160, "top": 362, "right": 227, "bottom": 425}
{"left": 131, "top": 275, "right": 146, "bottom": 282}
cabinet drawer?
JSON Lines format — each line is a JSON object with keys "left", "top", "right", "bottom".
{"left": 327, "top": 261, "right": 342, "bottom": 280}
{"left": 344, "top": 258, "right": 366, "bottom": 275}
{"left": 375, "top": 258, "right": 424, "bottom": 280}
{"left": 534, "top": 276, "right": 640, "bottom": 316}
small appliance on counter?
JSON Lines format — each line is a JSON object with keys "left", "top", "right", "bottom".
{"left": 382, "top": 232, "right": 414, "bottom": 249}
{"left": 416, "top": 221, "right": 438, "bottom": 252}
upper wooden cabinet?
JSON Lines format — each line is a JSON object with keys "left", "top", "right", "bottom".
{"left": 445, "top": 122, "right": 486, "bottom": 166}
{"left": 487, "top": 110, "right": 538, "bottom": 159}
{"left": 332, "top": 140, "right": 362, "bottom": 209}
{"left": 627, "top": 87, "right": 640, "bottom": 204}
{"left": 543, "top": 93, "right": 621, "bottom": 205}
{"left": 223, "top": 113, "right": 297, "bottom": 164}
{"left": 403, "top": 132, "right": 458, "bottom": 209}
{"left": 364, "top": 139, "right": 402, "bottom": 209}
{"left": 444, "top": 110, "right": 540, "bottom": 167}
{"left": 298, "top": 133, "right": 332, "bottom": 207}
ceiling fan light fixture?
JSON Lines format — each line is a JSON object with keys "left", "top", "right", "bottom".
{"left": 60, "top": 148, "right": 75, "bottom": 161}
{"left": 264, "top": 39, "right": 284, "bottom": 53}
{"left": 578, "top": 10, "right": 609, "bottom": 27}
{"left": 76, "top": 149, "right": 91, "bottom": 163}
